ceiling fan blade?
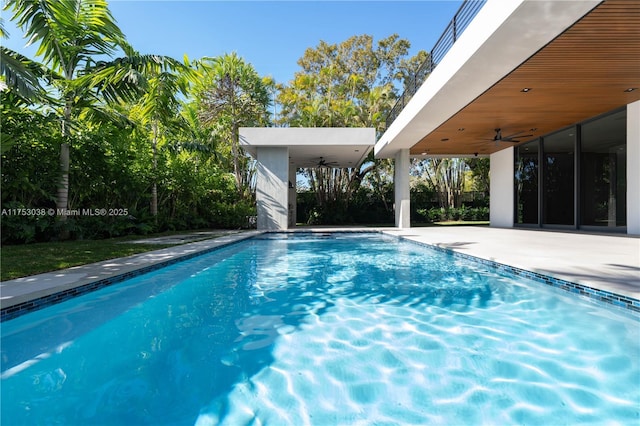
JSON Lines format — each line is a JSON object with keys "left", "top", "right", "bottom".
{"left": 503, "top": 131, "right": 533, "bottom": 139}
{"left": 316, "top": 156, "right": 340, "bottom": 166}
{"left": 504, "top": 134, "right": 533, "bottom": 142}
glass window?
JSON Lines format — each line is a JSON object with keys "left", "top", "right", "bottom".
{"left": 543, "top": 128, "right": 575, "bottom": 226}
{"left": 515, "top": 141, "right": 539, "bottom": 224}
{"left": 580, "top": 110, "right": 626, "bottom": 228}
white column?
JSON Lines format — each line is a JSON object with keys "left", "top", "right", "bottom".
{"left": 394, "top": 149, "right": 411, "bottom": 228}
{"left": 627, "top": 100, "right": 640, "bottom": 235}
{"left": 288, "top": 165, "right": 297, "bottom": 228}
{"left": 256, "top": 147, "right": 289, "bottom": 231}
{"left": 490, "top": 146, "right": 514, "bottom": 228}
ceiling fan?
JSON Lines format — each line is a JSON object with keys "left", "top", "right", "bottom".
{"left": 484, "top": 128, "right": 533, "bottom": 144}
{"left": 315, "top": 157, "right": 339, "bottom": 167}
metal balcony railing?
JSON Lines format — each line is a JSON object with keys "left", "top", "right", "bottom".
{"left": 385, "top": 0, "right": 486, "bottom": 129}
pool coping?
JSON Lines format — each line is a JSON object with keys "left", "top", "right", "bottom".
{"left": 1, "top": 228, "right": 638, "bottom": 321}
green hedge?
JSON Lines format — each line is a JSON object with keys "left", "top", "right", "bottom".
{"left": 416, "top": 206, "right": 489, "bottom": 223}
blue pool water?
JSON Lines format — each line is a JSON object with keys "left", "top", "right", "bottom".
{"left": 1, "top": 233, "right": 639, "bottom": 425}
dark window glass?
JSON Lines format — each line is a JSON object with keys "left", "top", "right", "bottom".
{"left": 580, "top": 110, "right": 626, "bottom": 228}
{"left": 515, "top": 141, "right": 539, "bottom": 224}
{"left": 543, "top": 129, "right": 575, "bottom": 225}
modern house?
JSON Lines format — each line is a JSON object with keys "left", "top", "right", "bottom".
{"left": 243, "top": 0, "right": 639, "bottom": 234}
{"left": 377, "top": 0, "right": 640, "bottom": 235}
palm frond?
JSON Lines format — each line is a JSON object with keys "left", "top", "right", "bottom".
{"left": 78, "top": 53, "right": 192, "bottom": 105}
{"left": 78, "top": 102, "right": 134, "bottom": 129}
{"left": 0, "top": 46, "right": 46, "bottom": 100}
{"left": 5, "top": 0, "right": 124, "bottom": 76}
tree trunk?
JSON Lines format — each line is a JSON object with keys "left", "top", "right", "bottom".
{"left": 231, "top": 125, "right": 243, "bottom": 197}
{"left": 56, "top": 142, "right": 70, "bottom": 213}
{"left": 151, "top": 183, "right": 158, "bottom": 216}
{"left": 151, "top": 122, "right": 158, "bottom": 217}
{"left": 57, "top": 103, "right": 73, "bottom": 240}
{"left": 56, "top": 142, "right": 70, "bottom": 240}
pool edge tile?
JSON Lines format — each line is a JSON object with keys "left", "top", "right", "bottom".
{"left": 3, "top": 229, "right": 638, "bottom": 320}
{"left": 0, "top": 231, "right": 263, "bottom": 321}
{"left": 390, "top": 233, "right": 640, "bottom": 316}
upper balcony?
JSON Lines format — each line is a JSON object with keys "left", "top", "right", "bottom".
{"left": 375, "top": 0, "right": 639, "bottom": 159}
{"left": 386, "top": 0, "right": 486, "bottom": 129}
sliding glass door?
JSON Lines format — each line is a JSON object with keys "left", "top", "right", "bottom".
{"left": 515, "top": 141, "right": 539, "bottom": 225}
{"left": 513, "top": 107, "right": 626, "bottom": 232}
{"left": 543, "top": 128, "right": 575, "bottom": 226}
{"left": 580, "top": 109, "right": 626, "bottom": 229}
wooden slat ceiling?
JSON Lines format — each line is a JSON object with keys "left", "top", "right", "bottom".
{"left": 411, "top": 0, "right": 640, "bottom": 157}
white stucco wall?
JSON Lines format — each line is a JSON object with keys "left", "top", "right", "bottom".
{"left": 394, "top": 149, "right": 411, "bottom": 228}
{"left": 490, "top": 147, "right": 514, "bottom": 228}
{"left": 256, "top": 147, "right": 289, "bottom": 231}
{"left": 627, "top": 100, "right": 640, "bottom": 235}
{"left": 288, "top": 166, "right": 297, "bottom": 228}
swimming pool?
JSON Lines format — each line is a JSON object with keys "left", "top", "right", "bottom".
{"left": 2, "top": 232, "right": 638, "bottom": 425}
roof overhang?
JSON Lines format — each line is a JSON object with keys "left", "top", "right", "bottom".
{"left": 239, "top": 127, "right": 375, "bottom": 168}
{"left": 375, "top": 0, "right": 640, "bottom": 158}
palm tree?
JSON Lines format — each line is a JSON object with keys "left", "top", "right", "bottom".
{"left": 0, "top": 18, "right": 49, "bottom": 153}
{"left": 124, "top": 45, "right": 193, "bottom": 217}
{"left": 4, "top": 0, "right": 192, "bottom": 230}
{"left": 196, "top": 53, "right": 272, "bottom": 198}
{"left": 4, "top": 0, "right": 134, "bottom": 226}
{"left": 0, "top": 19, "right": 45, "bottom": 102}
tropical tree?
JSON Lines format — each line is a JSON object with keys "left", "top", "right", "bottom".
{"left": 466, "top": 157, "right": 490, "bottom": 198}
{"left": 195, "top": 53, "right": 273, "bottom": 198}
{"left": 397, "top": 49, "right": 430, "bottom": 93}
{"left": 278, "top": 34, "right": 425, "bottom": 222}
{"left": 412, "top": 158, "right": 467, "bottom": 209}
{"left": 362, "top": 156, "right": 394, "bottom": 212}
{"left": 4, "top": 0, "right": 129, "bottom": 223}
{"left": 176, "top": 102, "right": 220, "bottom": 159}
{"left": 4, "top": 0, "right": 200, "bottom": 230}
{"left": 122, "top": 45, "right": 194, "bottom": 217}
{"left": 0, "top": 18, "right": 49, "bottom": 154}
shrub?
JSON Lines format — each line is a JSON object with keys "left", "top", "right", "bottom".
{"left": 416, "top": 207, "right": 489, "bottom": 223}
{"left": 0, "top": 204, "right": 55, "bottom": 244}
{"left": 209, "top": 200, "right": 257, "bottom": 229}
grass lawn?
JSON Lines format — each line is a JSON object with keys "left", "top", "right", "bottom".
{"left": 0, "top": 232, "right": 201, "bottom": 281}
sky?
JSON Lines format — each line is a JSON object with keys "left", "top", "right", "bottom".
{"left": 2, "top": 0, "right": 463, "bottom": 85}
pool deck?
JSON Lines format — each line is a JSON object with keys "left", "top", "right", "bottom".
{"left": 1, "top": 226, "right": 639, "bottom": 317}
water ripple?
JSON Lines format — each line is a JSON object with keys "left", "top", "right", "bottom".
{"left": 3, "top": 235, "right": 638, "bottom": 425}
{"left": 212, "top": 289, "right": 639, "bottom": 425}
